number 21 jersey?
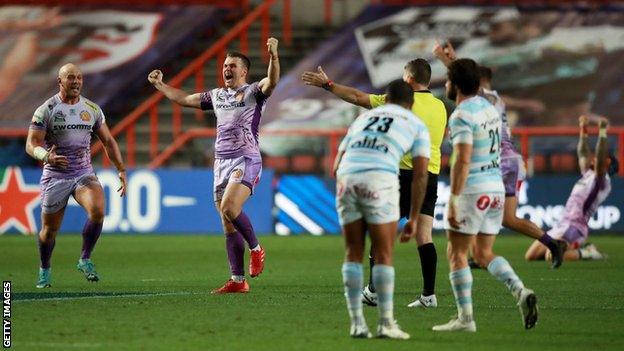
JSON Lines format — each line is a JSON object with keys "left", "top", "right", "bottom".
{"left": 448, "top": 95, "right": 504, "bottom": 194}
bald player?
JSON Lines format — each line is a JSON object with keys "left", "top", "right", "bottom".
{"left": 26, "top": 63, "right": 127, "bottom": 288}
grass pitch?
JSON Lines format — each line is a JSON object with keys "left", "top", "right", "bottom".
{"left": 1, "top": 234, "right": 623, "bottom": 351}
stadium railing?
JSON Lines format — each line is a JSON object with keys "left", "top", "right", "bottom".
{"left": 88, "top": 0, "right": 291, "bottom": 167}
{"left": 141, "top": 126, "right": 624, "bottom": 177}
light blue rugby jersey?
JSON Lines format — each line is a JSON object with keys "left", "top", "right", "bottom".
{"left": 449, "top": 95, "right": 505, "bottom": 194}
{"left": 336, "top": 104, "right": 430, "bottom": 177}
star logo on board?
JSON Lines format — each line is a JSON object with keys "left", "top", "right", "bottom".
{"left": 0, "top": 167, "right": 41, "bottom": 234}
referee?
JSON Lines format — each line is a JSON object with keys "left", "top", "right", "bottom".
{"left": 302, "top": 59, "right": 447, "bottom": 308}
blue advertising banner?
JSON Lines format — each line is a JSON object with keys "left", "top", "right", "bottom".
{"left": 0, "top": 167, "right": 274, "bottom": 235}
{"left": 274, "top": 175, "right": 624, "bottom": 235}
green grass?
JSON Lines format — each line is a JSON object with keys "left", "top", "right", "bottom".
{"left": 1, "top": 234, "right": 623, "bottom": 351}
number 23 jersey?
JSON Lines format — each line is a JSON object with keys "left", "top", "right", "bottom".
{"left": 449, "top": 95, "right": 504, "bottom": 194}
{"left": 337, "top": 104, "right": 430, "bottom": 177}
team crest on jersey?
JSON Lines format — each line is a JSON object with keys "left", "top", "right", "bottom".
{"left": 53, "top": 111, "right": 66, "bottom": 122}
{"left": 80, "top": 111, "right": 91, "bottom": 122}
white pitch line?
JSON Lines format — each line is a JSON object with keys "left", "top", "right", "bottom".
{"left": 15, "top": 291, "right": 200, "bottom": 303}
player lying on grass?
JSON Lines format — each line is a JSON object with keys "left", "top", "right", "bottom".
{"left": 433, "top": 58, "right": 537, "bottom": 332}
{"left": 27, "top": 63, "right": 126, "bottom": 288}
{"left": 334, "top": 80, "right": 430, "bottom": 339}
{"left": 525, "top": 115, "right": 615, "bottom": 262}
{"left": 303, "top": 58, "right": 446, "bottom": 309}
{"left": 148, "top": 38, "right": 280, "bottom": 293}
{"left": 432, "top": 41, "right": 568, "bottom": 269}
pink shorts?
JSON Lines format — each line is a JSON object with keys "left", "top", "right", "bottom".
{"left": 213, "top": 155, "right": 262, "bottom": 202}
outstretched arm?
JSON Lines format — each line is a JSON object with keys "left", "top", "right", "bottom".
{"left": 95, "top": 123, "right": 127, "bottom": 196}
{"left": 577, "top": 115, "right": 591, "bottom": 173}
{"left": 301, "top": 66, "right": 372, "bottom": 109}
{"left": 148, "top": 70, "right": 202, "bottom": 109}
{"left": 595, "top": 117, "right": 609, "bottom": 178}
{"left": 259, "top": 37, "right": 280, "bottom": 96}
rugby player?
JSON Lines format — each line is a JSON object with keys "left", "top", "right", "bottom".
{"left": 525, "top": 115, "right": 614, "bottom": 262}
{"left": 148, "top": 38, "right": 280, "bottom": 293}
{"left": 433, "top": 42, "right": 568, "bottom": 268}
{"left": 335, "top": 80, "right": 430, "bottom": 339}
{"left": 433, "top": 59, "right": 537, "bottom": 332}
{"left": 26, "top": 63, "right": 127, "bottom": 288}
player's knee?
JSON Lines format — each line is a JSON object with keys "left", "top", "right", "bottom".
{"left": 448, "top": 250, "right": 467, "bottom": 268}
{"left": 40, "top": 225, "right": 59, "bottom": 240}
{"left": 525, "top": 250, "right": 537, "bottom": 261}
{"left": 88, "top": 207, "right": 105, "bottom": 222}
{"left": 220, "top": 202, "right": 240, "bottom": 222}
{"left": 472, "top": 249, "right": 494, "bottom": 267}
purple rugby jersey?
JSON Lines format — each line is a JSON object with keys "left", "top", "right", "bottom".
{"left": 30, "top": 94, "right": 104, "bottom": 179}
{"left": 200, "top": 82, "right": 268, "bottom": 159}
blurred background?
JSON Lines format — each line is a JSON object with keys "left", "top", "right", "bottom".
{"left": 0, "top": 0, "right": 622, "bottom": 236}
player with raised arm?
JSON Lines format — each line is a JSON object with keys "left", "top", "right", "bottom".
{"left": 302, "top": 59, "right": 446, "bottom": 309}
{"left": 148, "top": 38, "right": 280, "bottom": 293}
{"left": 433, "top": 59, "right": 537, "bottom": 332}
{"left": 335, "top": 80, "right": 430, "bottom": 339}
{"left": 26, "top": 63, "right": 126, "bottom": 288}
{"left": 525, "top": 116, "right": 615, "bottom": 262}
{"left": 432, "top": 42, "right": 568, "bottom": 269}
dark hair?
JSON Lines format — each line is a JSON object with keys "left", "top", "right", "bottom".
{"left": 226, "top": 52, "right": 250, "bottom": 70}
{"left": 448, "top": 58, "right": 481, "bottom": 96}
{"left": 385, "top": 79, "right": 414, "bottom": 107}
{"left": 479, "top": 65, "right": 493, "bottom": 83}
{"left": 405, "top": 58, "right": 431, "bottom": 85}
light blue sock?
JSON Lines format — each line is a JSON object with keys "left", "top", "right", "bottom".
{"left": 342, "top": 262, "right": 364, "bottom": 324}
{"left": 372, "top": 264, "right": 395, "bottom": 323}
{"left": 487, "top": 256, "right": 525, "bottom": 299}
{"left": 450, "top": 267, "right": 473, "bottom": 321}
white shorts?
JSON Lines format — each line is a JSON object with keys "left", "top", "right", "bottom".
{"left": 443, "top": 192, "right": 505, "bottom": 235}
{"left": 336, "top": 171, "right": 399, "bottom": 225}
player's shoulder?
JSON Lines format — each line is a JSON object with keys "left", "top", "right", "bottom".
{"left": 33, "top": 95, "right": 60, "bottom": 118}
{"left": 81, "top": 96, "right": 102, "bottom": 114}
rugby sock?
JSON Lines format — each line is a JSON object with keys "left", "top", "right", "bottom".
{"left": 80, "top": 219, "right": 103, "bottom": 260}
{"left": 231, "top": 211, "right": 259, "bottom": 250}
{"left": 367, "top": 254, "right": 376, "bottom": 293}
{"left": 487, "top": 256, "right": 525, "bottom": 299}
{"left": 418, "top": 243, "right": 437, "bottom": 296}
{"left": 450, "top": 267, "right": 473, "bottom": 322}
{"left": 372, "top": 264, "right": 395, "bottom": 322}
{"left": 38, "top": 236, "right": 55, "bottom": 269}
{"left": 342, "top": 262, "right": 364, "bottom": 324}
{"left": 225, "top": 232, "right": 245, "bottom": 277}
{"left": 538, "top": 233, "right": 554, "bottom": 246}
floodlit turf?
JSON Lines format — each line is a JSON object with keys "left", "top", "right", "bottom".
{"left": 1, "top": 234, "right": 623, "bottom": 351}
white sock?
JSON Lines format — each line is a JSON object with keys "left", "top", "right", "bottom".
{"left": 372, "top": 264, "right": 395, "bottom": 323}
{"left": 450, "top": 267, "right": 473, "bottom": 322}
{"left": 342, "top": 262, "right": 364, "bottom": 325}
{"left": 251, "top": 244, "right": 261, "bottom": 252}
{"left": 231, "top": 275, "right": 245, "bottom": 282}
{"left": 487, "top": 256, "right": 525, "bottom": 299}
